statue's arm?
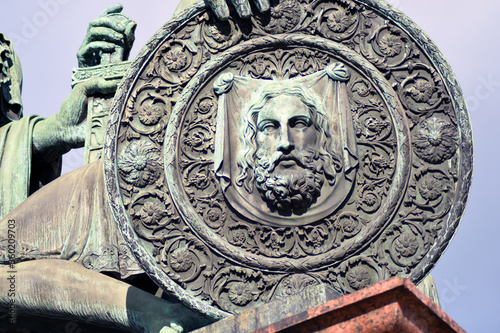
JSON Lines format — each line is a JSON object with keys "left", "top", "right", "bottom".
{"left": 175, "top": 0, "right": 270, "bottom": 20}
{"left": 32, "top": 5, "right": 135, "bottom": 159}
{"left": 32, "top": 0, "right": 267, "bottom": 158}
{"left": 32, "top": 78, "right": 118, "bottom": 157}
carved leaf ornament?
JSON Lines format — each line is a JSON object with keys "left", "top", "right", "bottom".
{"left": 104, "top": 0, "right": 472, "bottom": 318}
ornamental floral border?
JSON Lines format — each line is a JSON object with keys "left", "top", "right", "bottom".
{"left": 103, "top": 0, "right": 472, "bottom": 319}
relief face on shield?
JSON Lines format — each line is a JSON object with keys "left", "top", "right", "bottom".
{"left": 213, "top": 63, "right": 358, "bottom": 224}
{"left": 236, "top": 84, "right": 342, "bottom": 214}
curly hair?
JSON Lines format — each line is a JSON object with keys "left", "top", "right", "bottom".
{"left": 236, "top": 83, "right": 342, "bottom": 193}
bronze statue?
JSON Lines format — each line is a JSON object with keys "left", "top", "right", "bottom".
{"left": 0, "top": 0, "right": 472, "bottom": 331}
{"left": 0, "top": 1, "right": 267, "bottom": 332}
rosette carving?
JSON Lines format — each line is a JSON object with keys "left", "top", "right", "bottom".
{"left": 405, "top": 167, "right": 455, "bottom": 222}
{"left": 226, "top": 223, "right": 254, "bottom": 248}
{"left": 127, "top": 190, "right": 176, "bottom": 241}
{"left": 256, "top": 0, "right": 304, "bottom": 34}
{"left": 332, "top": 212, "right": 367, "bottom": 245}
{"left": 142, "top": 20, "right": 202, "bottom": 86}
{"left": 118, "top": 141, "right": 162, "bottom": 188}
{"left": 212, "top": 267, "right": 267, "bottom": 313}
{"left": 129, "top": 86, "right": 171, "bottom": 131}
{"left": 377, "top": 221, "right": 430, "bottom": 276}
{"left": 119, "top": 80, "right": 175, "bottom": 146}
{"left": 105, "top": 0, "right": 470, "bottom": 317}
{"left": 336, "top": 257, "right": 382, "bottom": 293}
{"left": 317, "top": 1, "right": 360, "bottom": 41}
{"left": 160, "top": 237, "right": 213, "bottom": 294}
{"left": 413, "top": 116, "right": 459, "bottom": 164}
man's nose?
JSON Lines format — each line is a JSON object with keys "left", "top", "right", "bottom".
{"left": 277, "top": 127, "right": 293, "bottom": 153}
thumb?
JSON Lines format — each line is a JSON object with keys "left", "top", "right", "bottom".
{"left": 124, "top": 20, "right": 137, "bottom": 49}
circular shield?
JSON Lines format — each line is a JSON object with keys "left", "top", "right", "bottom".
{"left": 104, "top": 0, "right": 473, "bottom": 318}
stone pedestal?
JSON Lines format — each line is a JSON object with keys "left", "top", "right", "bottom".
{"left": 194, "top": 277, "right": 465, "bottom": 333}
{"left": 193, "top": 283, "right": 342, "bottom": 333}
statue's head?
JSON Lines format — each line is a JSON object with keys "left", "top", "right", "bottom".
{"left": 236, "top": 83, "right": 342, "bottom": 213}
{"left": 0, "top": 33, "right": 23, "bottom": 126}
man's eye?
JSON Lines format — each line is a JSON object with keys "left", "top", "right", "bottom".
{"left": 262, "top": 125, "right": 277, "bottom": 133}
{"left": 292, "top": 119, "right": 310, "bottom": 129}
{"left": 259, "top": 122, "right": 278, "bottom": 133}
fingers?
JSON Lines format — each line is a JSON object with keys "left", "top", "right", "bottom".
{"left": 65, "top": 77, "right": 118, "bottom": 118}
{"left": 253, "top": 0, "right": 270, "bottom": 13}
{"left": 89, "top": 13, "right": 136, "bottom": 41}
{"left": 207, "top": 0, "right": 231, "bottom": 21}
{"left": 232, "top": 0, "right": 252, "bottom": 18}
{"left": 78, "top": 8, "right": 136, "bottom": 67}
{"left": 89, "top": 16, "right": 130, "bottom": 33}
{"left": 77, "top": 41, "right": 118, "bottom": 67}
{"left": 86, "top": 26, "right": 125, "bottom": 45}
{"left": 207, "top": 0, "right": 270, "bottom": 20}
{"left": 99, "top": 3, "right": 123, "bottom": 17}
{"left": 79, "top": 77, "right": 121, "bottom": 96}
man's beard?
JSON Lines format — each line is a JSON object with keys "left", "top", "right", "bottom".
{"left": 253, "top": 148, "right": 325, "bottom": 213}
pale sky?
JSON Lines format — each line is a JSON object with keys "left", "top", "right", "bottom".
{"left": 1, "top": 1, "right": 499, "bottom": 332}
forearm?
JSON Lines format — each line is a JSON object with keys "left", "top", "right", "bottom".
{"left": 32, "top": 78, "right": 114, "bottom": 161}
{"left": 32, "top": 114, "right": 82, "bottom": 162}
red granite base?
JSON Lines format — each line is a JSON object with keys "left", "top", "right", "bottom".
{"left": 256, "top": 277, "right": 465, "bottom": 333}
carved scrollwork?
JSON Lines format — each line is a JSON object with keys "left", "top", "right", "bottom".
{"left": 151, "top": 39, "right": 201, "bottom": 85}
{"left": 202, "top": 16, "right": 242, "bottom": 52}
{"left": 127, "top": 85, "right": 172, "bottom": 133}
{"left": 105, "top": 0, "right": 471, "bottom": 318}
{"left": 332, "top": 211, "right": 367, "bottom": 244}
{"left": 82, "top": 244, "right": 119, "bottom": 271}
{"left": 405, "top": 166, "right": 455, "bottom": 222}
{"left": 255, "top": 0, "right": 305, "bottom": 34}
{"left": 211, "top": 267, "right": 267, "bottom": 313}
{"left": 377, "top": 220, "right": 430, "bottom": 276}
{"left": 226, "top": 223, "right": 251, "bottom": 247}
{"left": 397, "top": 63, "right": 448, "bottom": 115}
{"left": 337, "top": 256, "right": 382, "bottom": 293}
{"left": 317, "top": 1, "right": 360, "bottom": 41}
{"left": 236, "top": 48, "right": 331, "bottom": 80}
{"left": 271, "top": 274, "right": 321, "bottom": 300}
{"left": 159, "top": 235, "right": 214, "bottom": 296}
{"left": 359, "top": 23, "right": 419, "bottom": 70}
{"left": 255, "top": 227, "right": 292, "bottom": 258}
{"left": 181, "top": 95, "right": 217, "bottom": 158}
{"left": 360, "top": 146, "right": 395, "bottom": 179}
{"left": 357, "top": 186, "right": 382, "bottom": 213}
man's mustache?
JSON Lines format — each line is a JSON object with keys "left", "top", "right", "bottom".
{"left": 258, "top": 150, "right": 309, "bottom": 172}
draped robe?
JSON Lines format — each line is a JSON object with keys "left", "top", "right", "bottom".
{"left": 0, "top": 159, "right": 143, "bottom": 279}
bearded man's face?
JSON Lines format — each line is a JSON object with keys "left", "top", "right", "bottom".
{"left": 253, "top": 94, "right": 325, "bottom": 213}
